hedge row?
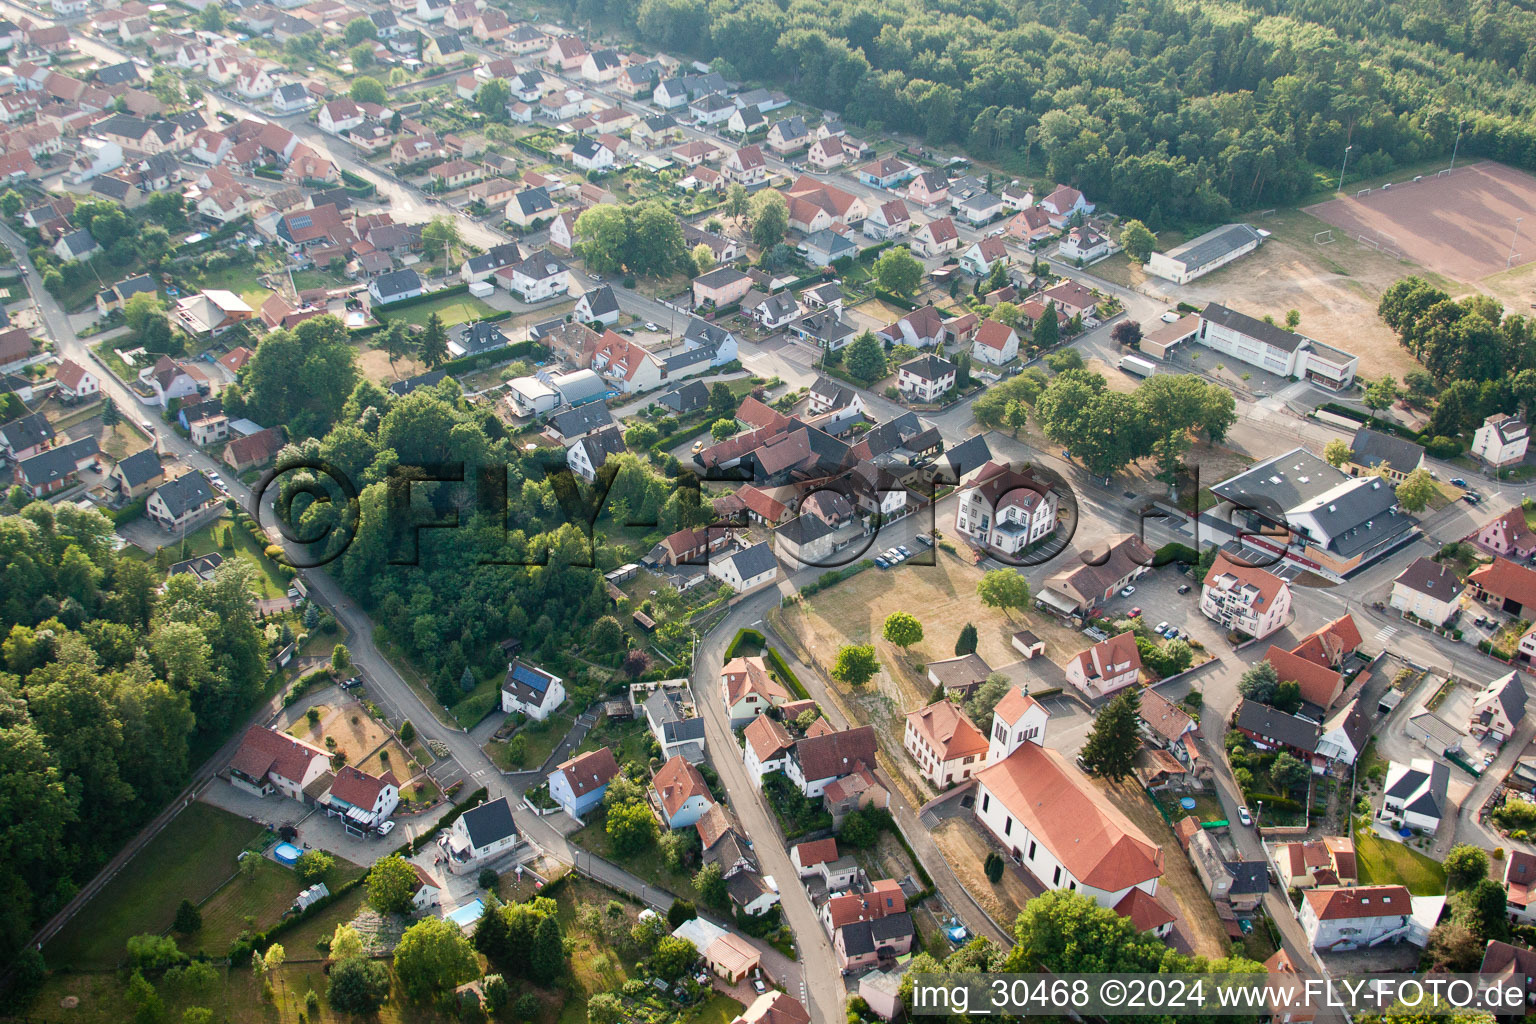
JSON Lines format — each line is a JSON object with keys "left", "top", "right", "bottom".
{"left": 109, "top": 494, "right": 149, "bottom": 525}
{"left": 1153, "top": 541, "right": 1198, "bottom": 567}
{"left": 238, "top": 873, "right": 368, "bottom": 963}
{"left": 797, "top": 559, "right": 876, "bottom": 598}
{"left": 436, "top": 338, "right": 547, "bottom": 376}
{"left": 873, "top": 288, "right": 918, "bottom": 311}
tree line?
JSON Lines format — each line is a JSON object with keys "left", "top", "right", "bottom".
{"left": 555, "top": 0, "right": 1536, "bottom": 228}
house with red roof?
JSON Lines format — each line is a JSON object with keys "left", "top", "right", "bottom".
{"left": 1201, "top": 554, "right": 1292, "bottom": 640}
{"left": 1469, "top": 557, "right": 1536, "bottom": 617}
{"left": 548, "top": 746, "right": 619, "bottom": 819}
{"left": 322, "top": 764, "right": 400, "bottom": 830}
{"left": 652, "top": 754, "right": 713, "bottom": 828}
{"left": 742, "top": 713, "right": 794, "bottom": 787}
{"left": 903, "top": 700, "right": 987, "bottom": 788}
{"left": 909, "top": 216, "right": 959, "bottom": 258}
{"left": 1263, "top": 645, "right": 1344, "bottom": 711}
{"left": 954, "top": 460, "right": 1058, "bottom": 555}
{"left": 52, "top": 358, "right": 98, "bottom": 401}
{"left": 970, "top": 319, "right": 1019, "bottom": 365}
{"left": 228, "top": 726, "right": 331, "bottom": 803}
{"left": 1064, "top": 631, "right": 1142, "bottom": 698}
{"left": 973, "top": 700, "right": 1169, "bottom": 929}
{"left": 1472, "top": 507, "right": 1536, "bottom": 560}
{"left": 1299, "top": 885, "right": 1418, "bottom": 951}
{"left": 721, "top": 656, "right": 791, "bottom": 728}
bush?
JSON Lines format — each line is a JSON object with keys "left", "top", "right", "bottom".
{"left": 478, "top": 868, "right": 498, "bottom": 890}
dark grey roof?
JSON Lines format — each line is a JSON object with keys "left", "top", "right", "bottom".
{"left": 464, "top": 242, "right": 522, "bottom": 275}
{"left": 2, "top": 411, "right": 55, "bottom": 451}
{"left": 154, "top": 471, "right": 215, "bottom": 517}
{"left": 455, "top": 321, "right": 509, "bottom": 356}
{"left": 511, "top": 250, "right": 567, "bottom": 281}
{"left": 810, "top": 376, "right": 854, "bottom": 408}
{"left": 1200, "top": 302, "right": 1306, "bottom": 354}
{"left": 1234, "top": 700, "right": 1319, "bottom": 753}
{"left": 570, "top": 137, "right": 603, "bottom": 161}
{"left": 941, "top": 434, "right": 993, "bottom": 480}
{"left": 586, "top": 48, "right": 620, "bottom": 71}
{"left": 431, "top": 31, "right": 463, "bottom": 53}
{"left": 642, "top": 113, "right": 675, "bottom": 132}
{"left": 1225, "top": 861, "right": 1269, "bottom": 896}
{"left": 659, "top": 380, "right": 709, "bottom": 413}
{"left": 776, "top": 513, "right": 833, "bottom": 546}
{"left": 91, "top": 176, "right": 133, "bottom": 201}
{"left": 18, "top": 436, "right": 98, "bottom": 488}
{"left": 169, "top": 111, "right": 207, "bottom": 134}
{"left": 114, "top": 447, "right": 163, "bottom": 488}
{"left": 169, "top": 551, "right": 224, "bottom": 579}
{"left": 276, "top": 83, "right": 309, "bottom": 103}
{"left": 1161, "top": 223, "right": 1263, "bottom": 271}
{"left": 725, "top": 870, "right": 772, "bottom": 906}
{"left": 770, "top": 115, "right": 808, "bottom": 140}
{"left": 93, "top": 61, "right": 140, "bottom": 86}
{"left": 578, "top": 284, "right": 618, "bottom": 318}
{"left": 1393, "top": 557, "right": 1464, "bottom": 601}
{"left": 371, "top": 268, "right": 422, "bottom": 300}
{"left": 548, "top": 402, "right": 612, "bottom": 437}
{"left": 727, "top": 542, "right": 777, "bottom": 580}
{"left": 682, "top": 315, "right": 734, "bottom": 353}
{"left": 58, "top": 229, "right": 97, "bottom": 256}
{"left": 840, "top": 912, "right": 915, "bottom": 955}
{"left": 643, "top": 688, "right": 684, "bottom": 726}
{"left": 794, "top": 311, "right": 854, "bottom": 346}
{"left": 576, "top": 425, "right": 625, "bottom": 470}
{"left": 389, "top": 369, "right": 447, "bottom": 396}
{"left": 369, "top": 9, "right": 398, "bottom": 27}
{"left": 460, "top": 796, "right": 518, "bottom": 849}
{"left": 1349, "top": 427, "right": 1423, "bottom": 476}
{"left": 899, "top": 353, "right": 955, "bottom": 380}
{"left": 694, "top": 266, "right": 749, "bottom": 290}
{"left": 1393, "top": 761, "right": 1449, "bottom": 817}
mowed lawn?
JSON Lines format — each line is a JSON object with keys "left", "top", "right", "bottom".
{"left": 194, "top": 856, "right": 365, "bottom": 958}
{"left": 1354, "top": 831, "right": 1447, "bottom": 895}
{"left": 45, "top": 803, "right": 265, "bottom": 967}
{"left": 389, "top": 293, "right": 496, "bottom": 328}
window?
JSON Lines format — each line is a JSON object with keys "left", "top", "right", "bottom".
{"left": 1027, "top": 841, "right": 1036, "bottom": 860}
{"left": 981, "top": 793, "right": 989, "bottom": 813}
{"left": 1004, "top": 816, "right": 1011, "bottom": 836}
{"left": 1053, "top": 866, "right": 1061, "bottom": 885}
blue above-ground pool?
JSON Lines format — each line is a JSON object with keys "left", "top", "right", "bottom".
{"left": 272, "top": 842, "right": 303, "bottom": 864}
{"left": 1179, "top": 797, "right": 1198, "bottom": 810}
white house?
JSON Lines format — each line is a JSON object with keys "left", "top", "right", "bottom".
{"left": 1147, "top": 223, "right": 1263, "bottom": 284}
{"left": 324, "top": 765, "right": 400, "bottom": 830}
{"left": 1038, "top": 184, "right": 1094, "bottom": 227}
{"left": 501, "top": 659, "right": 567, "bottom": 721}
{"left": 409, "top": 865, "right": 442, "bottom": 910}
{"left": 1057, "top": 225, "right": 1112, "bottom": 262}
{"left": 954, "top": 461, "right": 1058, "bottom": 556}
{"left": 909, "top": 217, "right": 959, "bottom": 258}
{"left": 720, "top": 656, "right": 790, "bottom": 728}
{"left": 959, "top": 236, "right": 1008, "bottom": 277}
{"left": 498, "top": 251, "right": 570, "bottom": 302}
{"left": 903, "top": 700, "right": 987, "bottom": 788}
{"left": 566, "top": 426, "right": 625, "bottom": 482}
{"left": 1300, "top": 886, "right": 1417, "bottom": 952}
{"left": 1315, "top": 699, "right": 1368, "bottom": 767}
{"left": 1200, "top": 554, "right": 1293, "bottom": 640}
{"left": 590, "top": 331, "right": 664, "bottom": 394}
{"left": 896, "top": 354, "right": 955, "bottom": 403}
{"left": 1063, "top": 632, "right": 1141, "bottom": 699}
{"left": 970, "top": 319, "right": 1019, "bottom": 366}
{"left": 863, "top": 199, "right": 911, "bottom": 241}
{"left": 1472, "top": 413, "right": 1530, "bottom": 469}
{"left": 709, "top": 543, "right": 778, "bottom": 593}
{"left": 1504, "top": 852, "right": 1536, "bottom": 924}
{"left": 146, "top": 471, "right": 216, "bottom": 531}
{"left": 653, "top": 754, "right": 713, "bottom": 829}
{"left": 228, "top": 726, "right": 331, "bottom": 803}
{"left": 973, "top": 691, "right": 1170, "bottom": 931}
{"left": 742, "top": 713, "right": 793, "bottom": 787}
{"left": 441, "top": 797, "right": 520, "bottom": 874}
{"left": 318, "top": 99, "right": 365, "bottom": 135}
{"left": 574, "top": 284, "right": 620, "bottom": 326}
{"left": 785, "top": 726, "right": 877, "bottom": 799}
{"left": 570, "top": 136, "right": 615, "bottom": 172}
{"left": 1379, "top": 758, "right": 1448, "bottom": 832}
{"left": 52, "top": 359, "right": 99, "bottom": 401}
{"left": 368, "top": 269, "right": 425, "bottom": 306}
{"left": 1469, "top": 671, "right": 1527, "bottom": 744}
{"left": 1388, "top": 557, "right": 1465, "bottom": 627}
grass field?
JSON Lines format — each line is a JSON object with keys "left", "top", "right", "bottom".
{"left": 169, "top": 515, "right": 292, "bottom": 600}
{"left": 194, "top": 856, "right": 365, "bottom": 958}
{"left": 389, "top": 293, "right": 496, "bottom": 328}
{"left": 44, "top": 803, "right": 267, "bottom": 968}
{"left": 569, "top": 808, "right": 701, "bottom": 905}
{"left": 1354, "top": 830, "right": 1447, "bottom": 895}
{"left": 188, "top": 262, "right": 274, "bottom": 309}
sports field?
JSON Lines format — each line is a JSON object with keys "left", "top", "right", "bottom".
{"left": 1305, "top": 161, "right": 1536, "bottom": 280}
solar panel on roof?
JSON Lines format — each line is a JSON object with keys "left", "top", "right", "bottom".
{"left": 511, "top": 664, "right": 549, "bottom": 692}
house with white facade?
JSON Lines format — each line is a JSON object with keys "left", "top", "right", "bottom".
{"left": 1063, "top": 631, "right": 1141, "bottom": 699}
{"left": 1300, "top": 885, "right": 1418, "bottom": 952}
{"left": 1389, "top": 557, "right": 1465, "bottom": 627}
{"left": 786, "top": 725, "right": 878, "bottom": 799}
{"left": 896, "top": 354, "right": 955, "bottom": 403}
{"left": 322, "top": 765, "right": 400, "bottom": 832}
{"left": 953, "top": 460, "right": 1058, "bottom": 556}
{"left": 1201, "top": 554, "right": 1293, "bottom": 640}
{"left": 903, "top": 700, "right": 987, "bottom": 789}
{"left": 1469, "top": 671, "right": 1527, "bottom": 744}
{"left": 1379, "top": 758, "right": 1448, "bottom": 832}
{"left": 1198, "top": 303, "right": 1358, "bottom": 391}
{"left": 228, "top": 726, "right": 331, "bottom": 804}
{"left": 1472, "top": 413, "right": 1529, "bottom": 469}
{"left": 970, "top": 319, "right": 1019, "bottom": 366}
{"left": 973, "top": 690, "right": 1171, "bottom": 934}
{"left": 441, "top": 797, "right": 521, "bottom": 874}
{"left": 742, "top": 713, "right": 794, "bottom": 787}
{"left": 709, "top": 542, "right": 778, "bottom": 593}
{"left": 500, "top": 659, "right": 567, "bottom": 720}
{"left": 720, "top": 656, "right": 790, "bottom": 728}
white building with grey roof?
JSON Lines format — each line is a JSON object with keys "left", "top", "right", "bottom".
{"left": 1146, "top": 223, "right": 1264, "bottom": 284}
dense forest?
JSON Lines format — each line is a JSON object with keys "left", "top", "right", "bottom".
{"left": 565, "top": 0, "right": 1536, "bottom": 226}
{"left": 0, "top": 505, "right": 268, "bottom": 966}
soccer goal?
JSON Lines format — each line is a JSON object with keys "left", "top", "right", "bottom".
{"left": 1313, "top": 229, "right": 1334, "bottom": 245}
{"left": 1356, "top": 188, "right": 1372, "bottom": 197}
{"left": 1356, "top": 234, "right": 1380, "bottom": 250}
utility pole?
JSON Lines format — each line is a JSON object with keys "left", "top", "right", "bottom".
{"left": 1450, "top": 120, "right": 1463, "bottom": 171}
{"left": 1337, "top": 144, "right": 1352, "bottom": 193}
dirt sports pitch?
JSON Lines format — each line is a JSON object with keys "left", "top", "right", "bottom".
{"left": 1305, "top": 162, "right": 1536, "bottom": 279}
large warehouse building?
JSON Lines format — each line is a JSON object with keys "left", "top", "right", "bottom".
{"left": 1147, "top": 223, "right": 1265, "bottom": 284}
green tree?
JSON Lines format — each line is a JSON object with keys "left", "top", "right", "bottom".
{"left": 955, "top": 623, "right": 978, "bottom": 656}
{"left": 173, "top": 899, "right": 201, "bottom": 934}
{"left": 882, "top": 611, "right": 923, "bottom": 651}
{"left": 1032, "top": 301, "right": 1059, "bottom": 349}
{"left": 1080, "top": 689, "right": 1141, "bottom": 781}
{"left": 831, "top": 644, "right": 879, "bottom": 686}
{"left": 1395, "top": 467, "right": 1436, "bottom": 512}
{"left": 394, "top": 917, "right": 479, "bottom": 1001}
{"left": 418, "top": 313, "right": 448, "bottom": 369}
{"left": 1453, "top": 877, "right": 1509, "bottom": 942}
{"left": 1285, "top": 309, "right": 1302, "bottom": 331}
{"left": 844, "top": 331, "right": 887, "bottom": 383}
{"left": 328, "top": 956, "right": 390, "bottom": 1015}
{"left": 964, "top": 673, "right": 1012, "bottom": 730}
{"left": 1323, "top": 438, "right": 1353, "bottom": 467}
{"left": 330, "top": 643, "right": 351, "bottom": 673}
{"left": 145, "top": 192, "right": 187, "bottom": 230}
{"left": 1444, "top": 844, "right": 1490, "bottom": 893}
{"left": 529, "top": 913, "right": 564, "bottom": 984}
{"left": 708, "top": 381, "right": 736, "bottom": 418}
{"left": 330, "top": 923, "right": 364, "bottom": 961}
{"left": 873, "top": 248, "right": 923, "bottom": 297}
{"left": 296, "top": 849, "right": 333, "bottom": 885}
{"left": 694, "top": 862, "right": 727, "bottom": 908}
{"left": 367, "top": 854, "right": 418, "bottom": 914}
{"left": 588, "top": 991, "right": 623, "bottom": 1024}
{"left": 725, "top": 183, "right": 749, "bottom": 222}
{"left": 976, "top": 570, "right": 1030, "bottom": 616}
{"left": 1269, "top": 752, "right": 1310, "bottom": 794}
{"left": 984, "top": 851, "right": 1004, "bottom": 883}
{"left": 1363, "top": 376, "right": 1399, "bottom": 419}
{"left": 0, "top": 189, "right": 22, "bottom": 217}
{"left": 422, "top": 217, "right": 463, "bottom": 267}
{"left": 748, "top": 189, "right": 788, "bottom": 249}
{"left": 650, "top": 936, "right": 696, "bottom": 981}
{"left": 606, "top": 800, "right": 658, "bottom": 855}
{"left": 349, "top": 76, "right": 386, "bottom": 104}
{"left": 710, "top": 417, "right": 737, "bottom": 441}
{"left": 1119, "top": 219, "right": 1155, "bottom": 262}
{"left": 691, "top": 242, "right": 717, "bottom": 274}
{"left": 350, "top": 43, "right": 376, "bottom": 69}
{"left": 1236, "top": 660, "right": 1281, "bottom": 705}
{"left": 344, "top": 16, "right": 377, "bottom": 44}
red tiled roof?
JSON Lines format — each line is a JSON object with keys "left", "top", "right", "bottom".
{"left": 793, "top": 725, "right": 876, "bottom": 783}
{"left": 791, "top": 837, "right": 838, "bottom": 868}
{"left": 1114, "top": 887, "right": 1175, "bottom": 932}
{"left": 1264, "top": 645, "right": 1343, "bottom": 709}
{"left": 1304, "top": 884, "right": 1410, "bottom": 921}
{"left": 229, "top": 725, "right": 327, "bottom": 785}
{"left": 722, "top": 656, "right": 790, "bottom": 706}
{"left": 905, "top": 700, "right": 988, "bottom": 760}
{"left": 1203, "top": 553, "right": 1288, "bottom": 612}
{"left": 330, "top": 764, "right": 397, "bottom": 808}
{"left": 54, "top": 358, "right": 90, "bottom": 390}
{"left": 974, "top": 319, "right": 1016, "bottom": 351}
{"left": 653, "top": 754, "right": 709, "bottom": 818}
{"left": 555, "top": 746, "right": 620, "bottom": 797}
{"left": 1469, "top": 557, "right": 1536, "bottom": 610}
{"left": 1289, "top": 614, "right": 1362, "bottom": 667}
{"left": 743, "top": 713, "right": 793, "bottom": 762}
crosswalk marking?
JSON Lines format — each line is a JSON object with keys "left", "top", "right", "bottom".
{"left": 1373, "top": 625, "right": 1398, "bottom": 647}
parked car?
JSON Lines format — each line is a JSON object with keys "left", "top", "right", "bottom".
{"left": 692, "top": 440, "right": 705, "bottom": 453}
{"left": 644, "top": 322, "right": 660, "bottom": 331}
{"left": 1154, "top": 621, "right": 1169, "bottom": 635}
{"left": 916, "top": 534, "right": 935, "bottom": 547}
{"left": 1128, "top": 607, "right": 1141, "bottom": 618}
{"left": 1160, "top": 311, "right": 1179, "bottom": 322}
{"left": 1120, "top": 585, "right": 1136, "bottom": 597}
{"left": 752, "top": 979, "right": 767, "bottom": 995}
{"left": 1237, "top": 806, "right": 1252, "bottom": 826}
{"left": 875, "top": 556, "right": 890, "bottom": 569}
{"left": 896, "top": 545, "right": 912, "bottom": 559}
{"left": 376, "top": 820, "right": 395, "bottom": 836}
{"left": 1177, "top": 583, "right": 1192, "bottom": 595}
{"left": 1450, "top": 477, "right": 1468, "bottom": 487}
{"left": 1464, "top": 492, "right": 1483, "bottom": 504}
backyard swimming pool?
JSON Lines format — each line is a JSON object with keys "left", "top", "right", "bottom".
{"left": 445, "top": 899, "right": 486, "bottom": 928}
{"left": 272, "top": 842, "right": 303, "bottom": 865}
